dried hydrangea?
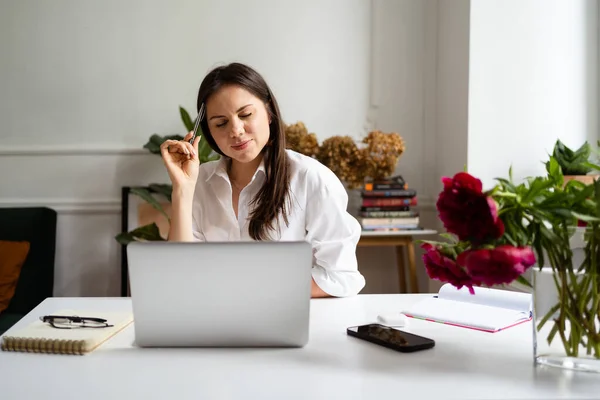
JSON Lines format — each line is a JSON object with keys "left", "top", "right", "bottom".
{"left": 284, "top": 122, "right": 405, "bottom": 189}
{"left": 361, "top": 130, "right": 406, "bottom": 183}
{"left": 284, "top": 122, "right": 320, "bottom": 158}
{"left": 318, "top": 136, "right": 365, "bottom": 187}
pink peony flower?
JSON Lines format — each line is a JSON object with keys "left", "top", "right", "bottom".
{"left": 457, "top": 245, "right": 536, "bottom": 286}
{"left": 421, "top": 243, "right": 477, "bottom": 294}
{"left": 437, "top": 172, "right": 504, "bottom": 243}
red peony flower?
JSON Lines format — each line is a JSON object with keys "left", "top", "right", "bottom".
{"left": 437, "top": 172, "right": 504, "bottom": 243}
{"left": 441, "top": 172, "right": 483, "bottom": 193}
{"left": 421, "top": 243, "right": 477, "bottom": 294}
{"left": 457, "top": 245, "right": 536, "bottom": 286}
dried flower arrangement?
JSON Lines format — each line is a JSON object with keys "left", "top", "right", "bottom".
{"left": 284, "top": 122, "right": 406, "bottom": 188}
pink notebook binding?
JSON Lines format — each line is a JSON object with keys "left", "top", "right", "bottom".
{"left": 402, "top": 284, "right": 532, "bottom": 333}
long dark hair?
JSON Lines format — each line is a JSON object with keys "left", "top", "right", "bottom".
{"left": 196, "top": 63, "right": 291, "bottom": 241}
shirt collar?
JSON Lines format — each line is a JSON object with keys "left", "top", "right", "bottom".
{"left": 205, "top": 156, "right": 267, "bottom": 183}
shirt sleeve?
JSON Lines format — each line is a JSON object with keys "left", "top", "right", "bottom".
{"left": 304, "top": 167, "right": 366, "bottom": 297}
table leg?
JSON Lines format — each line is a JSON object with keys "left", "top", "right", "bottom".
{"left": 395, "top": 245, "right": 407, "bottom": 293}
{"left": 406, "top": 239, "right": 419, "bottom": 293}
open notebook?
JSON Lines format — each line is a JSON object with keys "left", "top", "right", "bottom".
{"left": 402, "top": 284, "right": 532, "bottom": 333}
{"left": 1, "top": 310, "right": 133, "bottom": 355}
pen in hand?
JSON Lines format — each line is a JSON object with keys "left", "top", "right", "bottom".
{"left": 189, "top": 103, "right": 205, "bottom": 144}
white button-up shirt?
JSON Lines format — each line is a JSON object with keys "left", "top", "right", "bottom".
{"left": 191, "top": 149, "right": 366, "bottom": 297}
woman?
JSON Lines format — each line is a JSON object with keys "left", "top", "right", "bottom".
{"left": 160, "top": 62, "right": 365, "bottom": 298}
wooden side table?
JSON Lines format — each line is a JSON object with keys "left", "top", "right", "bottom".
{"left": 357, "top": 229, "right": 437, "bottom": 293}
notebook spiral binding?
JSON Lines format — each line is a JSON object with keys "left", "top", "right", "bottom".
{"left": 1, "top": 337, "right": 86, "bottom": 355}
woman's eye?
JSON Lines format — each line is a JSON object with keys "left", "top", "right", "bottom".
{"left": 216, "top": 121, "right": 227, "bottom": 128}
{"left": 240, "top": 113, "right": 252, "bottom": 118}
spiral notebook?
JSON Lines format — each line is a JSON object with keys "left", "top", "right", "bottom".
{"left": 1, "top": 310, "right": 133, "bottom": 355}
{"left": 402, "top": 283, "right": 532, "bottom": 333}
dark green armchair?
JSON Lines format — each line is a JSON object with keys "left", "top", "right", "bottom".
{"left": 0, "top": 207, "right": 56, "bottom": 334}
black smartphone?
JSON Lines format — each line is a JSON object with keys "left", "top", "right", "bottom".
{"left": 347, "top": 323, "right": 435, "bottom": 353}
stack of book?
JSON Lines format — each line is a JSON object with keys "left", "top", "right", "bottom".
{"left": 359, "top": 175, "right": 420, "bottom": 232}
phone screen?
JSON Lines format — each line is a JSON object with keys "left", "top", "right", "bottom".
{"left": 347, "top": 324, "right": 435, "bottom": 352}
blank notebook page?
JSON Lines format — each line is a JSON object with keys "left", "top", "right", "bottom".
{"left": 404, "top": 297, "right": 530, "bottom": 332}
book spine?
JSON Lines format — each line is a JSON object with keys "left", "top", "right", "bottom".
{"left": 364, "top": 183, "right": 408, "bottom": 191}
{"left": 362, "top": 197, "right": 417, "bottom": 207}
{"left": 360, "top": 217, "right": 419, "bottom": 225}
{"left": 361, "top": 189, "right": 417, "bottom": 198}
{"left": 360, "top": 206, "right": 411, "bottom": 212}
{"left": 360, "top": 210, "right": 418, "bottom": 218}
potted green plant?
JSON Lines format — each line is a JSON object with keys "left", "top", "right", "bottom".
{"left": 551, "top": 139, "right": 600, "bottom": 185}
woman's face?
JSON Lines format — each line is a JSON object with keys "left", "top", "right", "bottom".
{"left": 205, "top": 84, "right": 271, "bottom": 164}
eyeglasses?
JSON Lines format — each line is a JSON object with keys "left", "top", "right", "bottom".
{"left": 40, "top": 315, "right": 114, "bottom": 329}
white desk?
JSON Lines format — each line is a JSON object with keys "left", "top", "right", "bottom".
{"left": 1, "top": 295, "right": 599, "bottom": 400}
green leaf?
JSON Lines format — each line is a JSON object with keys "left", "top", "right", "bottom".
{"left": 516, "top": 275, "right": 533, "bottom": 288}
{"left": 521, "top": 177, "right": 553, "bottom": 204}
{"left": 179, "top": 106, "right": 194, "bottom": 132}
{"left": 552, "top": 140, "right": 593, "bottom": 175}
{"left": 570, "top": 182, "right": 596, "bottom": 205}
{"left": 564, "top": 178, "right": 588, "bottom": 191}
{"left": 115, "top": 223, "right": 165, "bottom": 245}
{"left": 130, "top": 187, "right": 170, "bottom": 221}
{"left": 198, "top": 135, "right": 212, "bottom": 162}
{"left": 582, "top": 161, "right": 600, "bottom": 172}
{"left": 595, "top": 179, "right": 600, "bottom": 216}
{"left": 549, "top": 208, "right": 575, "bottom": 219}
{"left": 495, "top": 177, "right": 518, "bottom": 193}
{"left": 439, "top": 233, "right": 458, "bottom": 243}
{"left": 570, "top": 211, "right": 600, "bottom": 222}
{"left": 546, "top": 156, "right": 563, "bottom": 186}
{"left": 143, "top": 134, "right": 184, "bottom": 154}
{"left": 540, "top": 224, "right": 561, "bottom": 244}
{"left": 416, "top": 239, "right": 454, "bottom": 248}
{"left": 501, "top": 229, "right": 518, "bottom": 247}
{"left": 573, "top": 142, "right": 591, "bottom": 160}
{"left": 148, "top": 183, "right": 173, "bottom": 202}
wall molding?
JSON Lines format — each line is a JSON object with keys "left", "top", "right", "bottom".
{"left": 0, "top": 196, "right": 435, "bottom": 215}
{"left": 0, "top": 146, "right": 149, "bottom": 156}
{"left": 0, "top": 198, "right": 121, "bottom": 214}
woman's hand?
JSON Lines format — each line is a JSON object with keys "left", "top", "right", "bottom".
{"left": 160, "top": 132, "right": 201, "bottom": 192}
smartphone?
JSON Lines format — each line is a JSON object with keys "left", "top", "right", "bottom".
{"left": 347, "top": 323, "right": 435, "bottom": 353}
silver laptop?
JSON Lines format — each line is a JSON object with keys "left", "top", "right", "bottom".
{"left": 126, "top": 241, "right": 313, "bottom": 348}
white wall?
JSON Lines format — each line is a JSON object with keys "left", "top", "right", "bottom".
{"left": 0, "top": 0, "right": 371, "bottom": 297}
{"left": 0, "top": 0, "right": 370, "bottom": 148}
{"left": 468, "top": 0, "right": 598, "bottom": 189}
{"left": 360, "top": 0, "right": 471, "bottom": 294}
{"left": 435, "top": 0, "right": 471, "bottom": 181}
{"left": 354, "top": 0, "right": 440, "bottom": 294}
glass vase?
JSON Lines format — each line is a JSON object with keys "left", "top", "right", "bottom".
{"left": 532, "top": 228, "right": 600, "bottom": 373}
